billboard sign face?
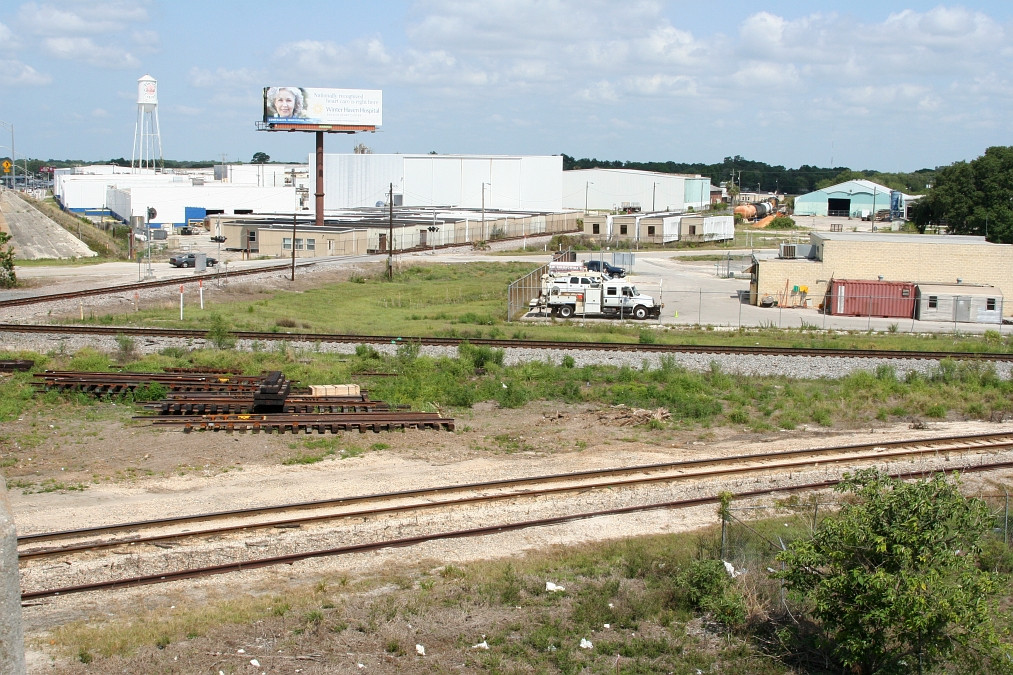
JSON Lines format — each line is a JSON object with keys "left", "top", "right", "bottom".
{"left": 263, "top": 87, "right": 382, "bottom": 126}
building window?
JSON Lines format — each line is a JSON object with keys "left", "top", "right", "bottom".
{"left": 647, "top": 226, "right": 655, "bottom": 236}
{"left": 306, "top": 238, "right": 315, "bottom": 251}
{"left": 987, "top": 298, "right": 996, "bottom": 311}
{"left": 247, "top": 230, "right": 256, "bottom": 242}
{"left": 282, "top": 237, "right": 292, "bottom": 250}
{"left": 295, "top": 238, "right": 304, "bottom": 250}
{"left": 928, "top": 296, "right": 938, "bottom": 309}
{"left": 688, "top": 225, "right": 697, "bottom": 235}
{"left": 592, "top": 224, "right": 600, "bottom": 234}
{"left": 620, "top": 224, "right": 628, "bottom": 235}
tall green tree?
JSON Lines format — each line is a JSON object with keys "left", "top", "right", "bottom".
{"left": 251, "top": 152, "right": 270, "bottom": 164}
{"left": 916, "top": 146, "right": 1013, "bottom": 243}
{"left": 775, "top": 469, "right": 1012, "bottom": 675}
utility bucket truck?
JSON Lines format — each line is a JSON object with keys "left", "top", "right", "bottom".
{"left": 532, "top": 274, "right": 662, "bottom": 320}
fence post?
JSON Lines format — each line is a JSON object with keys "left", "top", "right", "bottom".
{"left": 698, "top": 289, "right": 702, "bottom": 326}
{"left": 1005, "top": 491, "right": 1009, "bottom": 546}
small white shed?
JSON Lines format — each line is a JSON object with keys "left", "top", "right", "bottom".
{"left": 915, "top": 284, "right": 1003, "bottom": 324}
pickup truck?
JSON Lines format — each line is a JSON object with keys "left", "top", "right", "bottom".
{"left": 583, "top": 260, "right": 626, "bottom": 278}
{"left": 169, "top": 253, "right": 218, "bottom": 268}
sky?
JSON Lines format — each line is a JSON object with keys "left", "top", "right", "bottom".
{"left": 1, "top": 1, "right": 1011, "bottom": 172}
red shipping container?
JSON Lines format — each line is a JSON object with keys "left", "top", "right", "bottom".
{"left": 825, "top": 279, "right": 916, "bottom": 318}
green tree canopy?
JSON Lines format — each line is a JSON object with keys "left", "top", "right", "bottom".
{"left": 775, "top": 469, "right": 1012, "bottom": 675}
{"left": 251, "top": 152, "right": 270, "bottom": 164}
{"left": 913, "top": 146, "right": 1013, "bottom": 243}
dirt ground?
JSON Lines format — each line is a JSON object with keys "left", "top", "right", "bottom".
{"left": 6, "top": 260, "right": 1013, "bottom": 672}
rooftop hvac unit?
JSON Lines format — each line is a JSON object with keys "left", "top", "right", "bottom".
{"left": 780, "top": 243, "right": 796, "bottom": 258}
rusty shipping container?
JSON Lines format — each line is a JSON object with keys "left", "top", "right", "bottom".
{"left": 824, "top": 279, "right": 916, "bottom": 318}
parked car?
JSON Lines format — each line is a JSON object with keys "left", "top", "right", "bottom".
{"left": 583, "top": 260, "right": 626, "bottom": 278}
{"left": 169, "top": 253, "right": 218, "bottom": 268}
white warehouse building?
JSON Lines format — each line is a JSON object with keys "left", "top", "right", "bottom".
{"left": 107, "top": 184, "right": 296, "bottom": 229}
{"left": 562, "top": 168, "right": 712, "bottom": 213}
{"left": 313, "top": 154, "right": 563, "bottom": 212}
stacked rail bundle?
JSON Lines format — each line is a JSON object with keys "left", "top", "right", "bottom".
{"left": 149, "top": 411, "right": 454, "bottom": 434}
{"left": 33, "top": 370, "right": 268, "bottom": 396}
{"left": 0, "top": 359, "right": 34, "bottom": 372}
{"left": 148, "top": 391, "right": 403, "bottom": 415}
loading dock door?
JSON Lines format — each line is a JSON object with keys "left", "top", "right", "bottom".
{"left": 827, "top": 198, "right": 851, "bottom": 217}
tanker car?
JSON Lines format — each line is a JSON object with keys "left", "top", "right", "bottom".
{"left": 733, "top": 198, "right": 778, "bottom": 221}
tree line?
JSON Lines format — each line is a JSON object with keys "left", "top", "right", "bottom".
{"left": 910, "top": 145, "right": 1013, "bottom": 244}
{"left": 561, "top": 153, "right": 937, "bottom": 196}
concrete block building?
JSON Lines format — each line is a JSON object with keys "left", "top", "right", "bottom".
{"left": 750, "top": 232, "right": 1013, "bottom": 320}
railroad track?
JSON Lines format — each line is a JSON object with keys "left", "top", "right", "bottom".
{"left": 0, "top": 262, "right": 298, "bottom": 309}
{"left": 19, "top": 432, "right": 1013, "bottom": 601}
{"left": 4, "top": 322, "right": 1013, "bottom": 361}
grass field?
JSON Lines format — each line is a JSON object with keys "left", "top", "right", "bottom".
{"left": 68, "top": 261, "right": 1013, "bottom": 354}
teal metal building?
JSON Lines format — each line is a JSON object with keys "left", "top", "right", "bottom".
{"left": 793, "top": 179, "right": 894, "bottom": 218}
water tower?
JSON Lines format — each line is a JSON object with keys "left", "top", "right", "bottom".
{"left": 131, "top": 74, "right": 164, "bottom": 172}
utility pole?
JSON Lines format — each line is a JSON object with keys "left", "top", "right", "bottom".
{"left": 290, "top": 212, "right": 297, "bottom": 281}
{"left": 482, "top": 182, "right": 488, "bottom": 241}
{"left": 387, "top": 183, "right": 394, "bottom": 280}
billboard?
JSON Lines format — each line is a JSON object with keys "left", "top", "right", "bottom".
{"left": 263, "top": 87, "right": 382, "bottom": 126}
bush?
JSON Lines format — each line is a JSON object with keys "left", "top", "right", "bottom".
{"left": 766, "top": 215, "right": 796, "bottom": 229}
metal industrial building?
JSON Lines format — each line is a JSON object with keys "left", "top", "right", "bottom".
{"left": 562, "top": 168, "right": 711, "bottom": 213}
{"left": 313, "top": 154, "right": 563, "bottom": 211}
{"left": 54, "top": 165, "right": 297, "bottom": 229}
{"left": 793, "top": 179, "right": 911, "bottom": 219}
{"left": 751, "top": 232, "right": 1013, "bottom": 321}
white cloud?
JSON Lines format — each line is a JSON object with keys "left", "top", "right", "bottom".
{"left": 42, "top": 37, "right": 139, "bottom": 69}
{"left": 91, "top": 108, "right": 109, "bottom": 118}
{"left": 576, "top": 80, "right": 619, "bottom": 102}
{"left": 17, "top": 0, "right": 149, "bottom": 36}
{"left": 173, "top": 105, "right": 202, "bottom": 116}
{"left": 0, "top": 60, "right": 52, "bottom": 86}
{"left": 189, "top": 66, "right": 262, "bottom": 89}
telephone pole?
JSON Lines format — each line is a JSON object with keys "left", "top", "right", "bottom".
{"left": 387, "top": 183, "right": 394, "bottom": 279}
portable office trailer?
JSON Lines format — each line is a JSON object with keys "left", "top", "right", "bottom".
{"left": 824, "top": 279, "right": 916, "bottom": 318}
{"left": 915, "top": 284, "right": 1003, "bottom": 324}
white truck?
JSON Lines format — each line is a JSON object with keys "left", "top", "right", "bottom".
{"left": 533, "top": 275, "right": 662, "bottom": 320}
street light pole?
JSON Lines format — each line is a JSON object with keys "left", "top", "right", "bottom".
{"left": 585, "top": 181, "right": 593, "bottom": 213}
{"left": 652, "top": 182, "right": 658, "bottom": 212}
{"left": 482, "top": 182, "right": 490, "bottom": 241}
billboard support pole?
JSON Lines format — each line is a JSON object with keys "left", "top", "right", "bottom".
{"left": 315, "top": 131, "right": 324, "bottom": 228}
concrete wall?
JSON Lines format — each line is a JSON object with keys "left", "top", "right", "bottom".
{"left": 0, "top": 477, "right": 25, "bottom": 674}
